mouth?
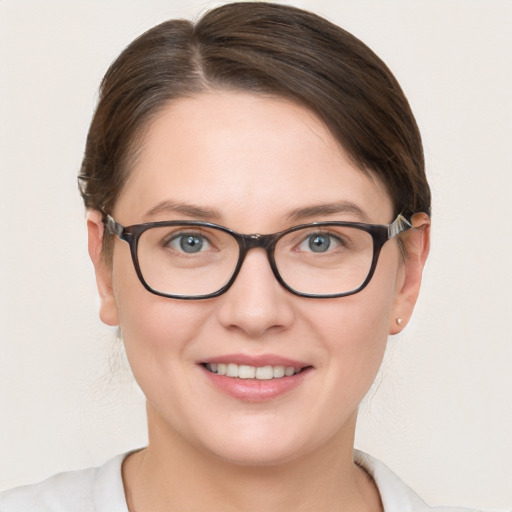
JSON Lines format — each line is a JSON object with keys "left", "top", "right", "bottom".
{"left": 200, "top": 357, "right": 313, "bottom": 401}
{"left": 202, "top": 363, "right": 308, "bottom": 380}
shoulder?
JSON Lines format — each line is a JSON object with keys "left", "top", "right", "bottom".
{"left": 354, "top": 450, "right": 486, "bottom": 512}
{"left": 0, "top": 453, "right": 128, "bottom": 512}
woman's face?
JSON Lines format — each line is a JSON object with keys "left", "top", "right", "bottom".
{"left": 91, "top": 91, "right": 423, "bottom": 466}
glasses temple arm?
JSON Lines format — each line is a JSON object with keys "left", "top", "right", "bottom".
{"left": 388, "top": 214, "right": 413, "bottom": 239}
{"left": 103, "top": 213, "right": 125, "bottom": 238}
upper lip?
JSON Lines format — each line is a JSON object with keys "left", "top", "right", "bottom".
{"left": 200, "top": 353, "right": 311, "bottom": 369}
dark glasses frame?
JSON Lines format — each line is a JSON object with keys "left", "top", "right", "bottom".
{"left": 103, "top": 213, "right": 412, "bottom": 300}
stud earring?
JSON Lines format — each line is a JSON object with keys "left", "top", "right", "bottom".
{"left": 396, "top": 318, "right": 403, "bottom": 326}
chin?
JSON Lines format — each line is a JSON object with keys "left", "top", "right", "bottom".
{"left": 208, "top": 441, "right": 307, "bottom": 468}
{"left": 193, "top": 418, "right": 328, "bottom": 468}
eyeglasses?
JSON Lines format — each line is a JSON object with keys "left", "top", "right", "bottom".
{"left": 103, "top": 213, "right": 412, "bottom": 300}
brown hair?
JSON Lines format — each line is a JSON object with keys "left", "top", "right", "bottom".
{"left": 79, "top": 2, "right": 430, "bottom": 225}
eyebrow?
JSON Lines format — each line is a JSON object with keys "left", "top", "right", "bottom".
{"left": 143, "top": 200, "right": 223, "bottom": 222}
{"left": 286, "top": 201, "right": 370, "bottom": 222}
{"left": 143, "top": 199, "right": 370, "bottom": 224}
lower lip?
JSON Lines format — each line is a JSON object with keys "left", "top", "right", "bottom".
{"left": 200, "top": 366, "right": 312, "bottom": 402}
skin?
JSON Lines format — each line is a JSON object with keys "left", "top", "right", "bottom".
{"left": 87, "top": 91, "right": 430, "bottom": 512}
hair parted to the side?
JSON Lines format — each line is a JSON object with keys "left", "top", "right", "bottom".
{"left": 79, "top": 2, "right": 430, "bottom": 233}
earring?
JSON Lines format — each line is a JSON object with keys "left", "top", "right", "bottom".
{"left": 396, "top": 318, "right": 403, "bottom": 326}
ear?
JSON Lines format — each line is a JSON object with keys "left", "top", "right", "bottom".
{"left": 87, "top": 210, "right": 119, "bottom": 326}
{"left": 389, "top": 212, "right": 430, "bottom": 335}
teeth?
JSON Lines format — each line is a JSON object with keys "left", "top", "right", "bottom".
{"left": 239, "top": 365, "right": 255, "bottom": 379}
{"left": 285, "top": 367, "right": 295, "bottom": 377}
{"left": 273, "top": 366, "right": 285, "bottom": 378}
{"left": 255, "top": 365, "right": 273, "bottom": 380}
{"left": 226, "top": 363, "right": 238, "bottom": 377}
{"left": 205, "top": 363, "right": 301, "bottom": 380}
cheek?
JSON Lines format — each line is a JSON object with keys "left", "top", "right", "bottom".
{"left": 116, "top": 293, "right": 208, "bottom": 363}
{"left": 110, "top": 249, "right": 210, "bottom": 378}
{"left": 305, "top": 295, "right": 391, "bottom": 379}
{"left": 308, "top": 267, "right": 398, "bottom": 350}
{"left": 304, "top": 251, "right": 401, "bottom": 388}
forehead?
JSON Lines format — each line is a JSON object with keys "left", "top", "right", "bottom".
{"left": 116, "top": 91, "right": 393, "bottom": 228}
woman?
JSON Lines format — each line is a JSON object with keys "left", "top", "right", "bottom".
{"left": 0, "top": 2, "right": 483, "bottom": 511}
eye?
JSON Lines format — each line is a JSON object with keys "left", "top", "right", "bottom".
{"left": 166, "top": 232, "right": 211, "bottom": 254}
{"left": 300, "top": 232, "right": 342, "bottom": 253}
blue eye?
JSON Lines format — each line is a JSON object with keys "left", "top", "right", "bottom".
{"left": 297, "top": 232, "right": 344, "bottom": 254}
{"left": 167, "top": 233, "right": 210, "bottom": 254}
{"left": 306, "top": 232, "right": 344, "bottom": 253}
{"left": 308, "top": 234, "right": 331, "bottom": 252}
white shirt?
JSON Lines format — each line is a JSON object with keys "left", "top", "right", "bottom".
{"left": 0, "top": 451, "right": 482, "bottom": 511}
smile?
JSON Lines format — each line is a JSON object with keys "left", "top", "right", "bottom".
{"left": 204, "top": 363, "right": 303, "bottom": 380}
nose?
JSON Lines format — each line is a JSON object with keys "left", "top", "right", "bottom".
{"left": 216, "top": 248, "right": 295, "bottom": 338}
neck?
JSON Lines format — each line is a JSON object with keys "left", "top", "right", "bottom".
{"left": 122, "top": 406, "right": 382, "bottom": 512}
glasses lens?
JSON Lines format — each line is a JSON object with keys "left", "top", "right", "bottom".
{"left": 274, "top": 225, "right": 374, "bottom": 296}
{"left": 137, "top": 225, "right": 239, "bottom": 297}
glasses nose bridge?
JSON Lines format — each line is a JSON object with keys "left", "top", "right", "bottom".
{"left": 240, "top": 231, "right": 275, "bottom": 250}
{"left": 237, "top": 232, "right": 277, "bottom": 266}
